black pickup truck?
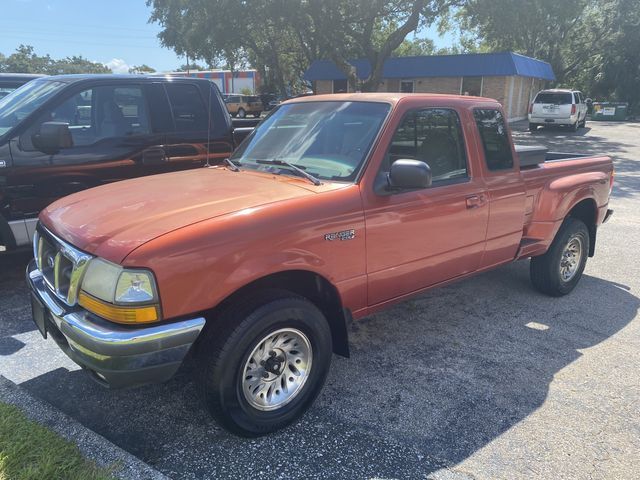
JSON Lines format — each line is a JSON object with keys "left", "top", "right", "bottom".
{"left": 0, "top": 73, "right": 45, "bottom": 99}
{"left": 0, "top": 74, "right": 246, "bottom": 252}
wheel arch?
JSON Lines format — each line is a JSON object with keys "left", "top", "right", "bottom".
{"left": 566, "top": 198, "right": 598, "bottom": 257}
{"left": 206, "top": 269, "right": 350, "bottom": 358}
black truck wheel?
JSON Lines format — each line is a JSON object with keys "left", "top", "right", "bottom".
{"left": 530, "top": 217, "right": 590, "bottom": 296}
{"left": 197, "top": 290, "right": 332, "bottom": 436}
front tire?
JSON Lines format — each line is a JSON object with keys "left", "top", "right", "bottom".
{"left": 530, "top": 217, "right": 590, "bottom": 296}
{"left": 197, "top": 290, "right": 332, "bottom": 436}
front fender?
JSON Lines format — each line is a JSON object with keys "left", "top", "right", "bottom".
{"left": 123, "top": 187, "right": 367, "bottom": 320}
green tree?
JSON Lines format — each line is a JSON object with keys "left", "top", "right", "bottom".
{"left": 579, "top": 0, "right": 640, "bottom": 110}
{"left": 303, "top": 0, "right": 449, "bottom": 91}
{"left": 175, "top": 62, "right": 207, "bottom": 72}
{"left": 393, "top": 37, "right": 436, "bottom": 57}
{"left": 147, "top": 0, "right": 452, "bottom": 93}
{"left": 0, "top": 45, "right": 111, "bottom": 74}
{"left": 455, "top": 0, "right": 613, "bottom": 83}
{"left": 455, "top": 0, "right": 640, "bottom": 109}
{"left": 0, "top": 45, "right": 52, "bottom": 73}
{"left": 53, "top": 56, "right": 111, "bottom": 74}
{"left": 128, "top": 64, "right": 156, "bottom": 74}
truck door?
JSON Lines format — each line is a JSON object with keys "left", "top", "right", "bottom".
{"left": 472, "top": 108, "right": 526, "bottom": 268}
{"left": 161, "top": 82, "right": 233, "bottom": 170}
{"left": 362, "top": 107, "right": 489, "bottom": 306}
{"left": 8, "top": 82, "right": 164, "bottom": 233}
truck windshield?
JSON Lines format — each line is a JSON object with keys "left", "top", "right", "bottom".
{"left": 231, "top": 101, "right": 390, "bottom": 181}
{"left": 0, "top": 79, "right": 67, "bottom": 138}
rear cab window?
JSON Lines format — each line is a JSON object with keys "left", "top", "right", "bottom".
{"left": 165, "top": 83, "right": 208, "bottom": 132}
{"left": 473, "top": 109, "right": 514, "bottom": 171}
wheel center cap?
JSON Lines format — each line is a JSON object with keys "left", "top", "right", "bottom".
{"left": 263, "top": 351, "right": 285, "bottom": 375}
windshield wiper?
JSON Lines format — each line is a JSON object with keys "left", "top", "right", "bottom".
{"left": 256, "top": 159, "right": 322, "bottom": 186}
{"left": 223, "top": 157, "right": 241, "bottom": 172}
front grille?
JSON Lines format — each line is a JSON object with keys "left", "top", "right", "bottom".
{"left": 33, "top": 225, "right": 93, "bottom": 306}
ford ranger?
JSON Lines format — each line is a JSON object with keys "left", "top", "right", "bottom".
{"left": 26, "top": 93, "right": 614, "bottom": 436}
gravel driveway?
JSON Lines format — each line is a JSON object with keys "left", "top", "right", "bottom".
{"left": 1, "top": 120, "right": 638, "bottom": 479}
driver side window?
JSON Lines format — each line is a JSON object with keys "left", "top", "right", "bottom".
{"left": 23, "top": 85, "right": 151, "bottom": 150}
{"left": 386, "top": 108, "right": 468, "bottom": 184}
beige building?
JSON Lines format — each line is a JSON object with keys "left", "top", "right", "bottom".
{"left": 305, "top": 52, "right": 554, "bottom": 122}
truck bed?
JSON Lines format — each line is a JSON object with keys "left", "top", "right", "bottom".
{"left": 518, "top": 150, "right": 613, "bottom": 257}
{"left": 515, "top": 144, "right": 592, "bottom": 168}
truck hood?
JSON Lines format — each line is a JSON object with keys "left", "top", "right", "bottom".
{"left": 40, "top": 167, "right": 316, "bottom": 263}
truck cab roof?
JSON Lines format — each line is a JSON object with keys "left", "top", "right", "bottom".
{"left": 31, "top": 74, "right": 217, "bottom": 85}
{"left": 284, "top": 92, "right": 501, "bottom": 107}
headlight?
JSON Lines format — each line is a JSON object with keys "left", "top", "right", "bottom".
{"left": 78, "top": 258, "right": 160, "bottom": 324}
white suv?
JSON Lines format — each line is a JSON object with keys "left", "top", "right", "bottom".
{"left": 528, "top": 89, "right": 587, "bottom": 132}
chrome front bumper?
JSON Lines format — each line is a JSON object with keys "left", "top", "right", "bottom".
{"left": 27, "top": 260, "right": 205, "bottom": 388}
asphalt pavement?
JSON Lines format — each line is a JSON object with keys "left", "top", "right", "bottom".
{"left": 1, "top": 120, "right": 638, "bottom": 479}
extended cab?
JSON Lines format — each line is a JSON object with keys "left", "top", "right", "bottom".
{"left": 0, "top": 75, "right": 234, "bottom": 252}
{"left": 27, "top": 93, "right": 614, "bottom": 436}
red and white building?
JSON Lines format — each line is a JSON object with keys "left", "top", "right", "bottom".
{"left": 166, "top": 69, "right": 261, "bottom": 94}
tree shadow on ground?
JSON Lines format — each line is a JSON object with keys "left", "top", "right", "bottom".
{"left": 21, "top": 261, "right": 639, "bottom": 479}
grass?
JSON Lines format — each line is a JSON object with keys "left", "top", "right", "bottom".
{"left": 0, "top": 402, "right": 115, "bottom": 480}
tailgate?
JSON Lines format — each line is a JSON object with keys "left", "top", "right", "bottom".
{"left": 533, "top": 103, "right": 571, "bottom": 117}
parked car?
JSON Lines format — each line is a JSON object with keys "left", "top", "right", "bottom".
{"left": 0, "top": 74, "right": 237, "bottom": 252}
{"left": 259, "top": 93, "right": 280, "bottom": 111}
{"left": 529, "top": 89, "right": 588, "bottom": 132}
{"left": 27, "top": 93, "right": 613, "bottom": 436}
{"left": 223, "top": 94, "right": 262, "bottom": 118}
{"left": 0, "top": 73, "right": 45, "bottom": 99}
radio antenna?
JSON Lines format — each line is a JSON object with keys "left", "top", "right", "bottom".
{"left": 205, "top": 80, "right": 213, "bottom": 167}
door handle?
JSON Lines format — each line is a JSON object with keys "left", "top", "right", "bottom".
{"left": 466, "top": 195, "right": 486, "bottom": 209}
{"left": 141, "top": 147, "right": 167, "bottom": 165}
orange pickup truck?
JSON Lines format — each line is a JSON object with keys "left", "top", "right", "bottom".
{"left": 27, "top": 93, "right": 614, "bottom": 436}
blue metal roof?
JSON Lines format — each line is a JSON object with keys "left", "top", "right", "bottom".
{"left": 304, "top": 52, "right": 555, "bottom": 82}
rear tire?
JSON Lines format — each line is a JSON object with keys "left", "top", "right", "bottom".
{"left": 237, "top": 108, "right": 246, "bottom": 118}
{"left": 528, "top": 123, "right": 538, "bottom": 132}
{"left": 530, "top": 217, "right": 590, "bottom": 296}
{"left": 571, "top": 120, "right": 579, "bottom": 132}
{"left": 197, "top": 290, "right": 332, "bottom": 437}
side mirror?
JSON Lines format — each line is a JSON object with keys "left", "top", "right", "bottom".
{"left": 233, "top": 127, "right": 254, "bottom": 147}
{"left": 32, "top": 122, "right": 73, "bottom": 155}
{"left": 387, "top": 159, "right": 432, "bottom": 190}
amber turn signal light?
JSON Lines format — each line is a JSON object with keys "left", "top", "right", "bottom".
{"left": 78, "top": 292, "right": 159, "bottom": 324}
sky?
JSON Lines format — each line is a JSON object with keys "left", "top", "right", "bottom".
{"left": 0, "top": 0, "right": 456, "bottom": 73}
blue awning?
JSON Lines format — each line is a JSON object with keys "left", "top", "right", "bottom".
{"left": 304, "top": 52, "right": 555, "bottom": 82}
